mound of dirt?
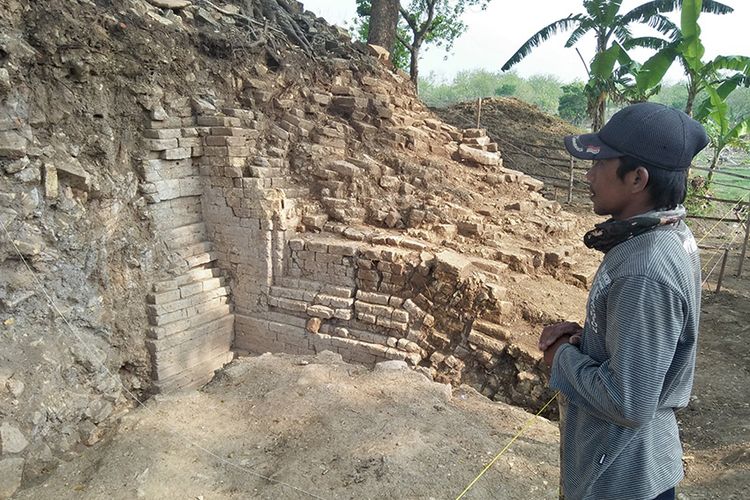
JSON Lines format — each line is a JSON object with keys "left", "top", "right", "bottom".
{"left": 433, "top": 98, "right": 587, "bottom": 195}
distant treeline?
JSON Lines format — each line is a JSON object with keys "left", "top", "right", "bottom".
{"left": 419, "top": 69, "right": 750, "bottom": 128}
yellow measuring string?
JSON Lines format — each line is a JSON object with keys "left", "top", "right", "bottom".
{"left": 694, "top": 196, "right": 746, "bottom": 281}
{"left": 696, "top": 197, "right": 744, "bottom": 246}
{"left": 455, "top": 390, "right": 560, "bottom": 500}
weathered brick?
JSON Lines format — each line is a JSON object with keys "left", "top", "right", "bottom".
{"left": 307, "top": 305, "right": 334, "bottom": 319}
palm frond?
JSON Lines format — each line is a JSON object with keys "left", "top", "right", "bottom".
{"left": 612, "top": 24, "right": 632, "bottom": 44}
{"left": 708, "top": 55, "right": 750, "bottom": 75}
{"left": 621, "top": 5, "right": 678, "bottom": 36}
{"left": 501, "top": 15, "right": 586, "bottom": 71}
{"left": 620, "top": 1, "right": 677, "bottom": 24}
{"left": 622, "top": 0, "right": 732, "bottom": 22}
{"left": 700, "top": 0, "right": 734, "bottom": 16}
{"left": 603, "top": 0, "right": 625, "bottom": 24}
{"left": 564, "top": 23, "right": 592, "bottom": 48}
{"left": 622, "top": 36, "right": 671, "bottom": 50}
{"left": 646, "top": 14, "right": 678, "bottom": 36}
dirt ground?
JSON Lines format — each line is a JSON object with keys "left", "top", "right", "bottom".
{"left": 679, "top": 254, "right": 750, "bottom": 499}
{"left": 13, "top": 255, "right": 750, "bottom": 499}
{"left": 16, "top": 352, "right": 562, "bottom": 500}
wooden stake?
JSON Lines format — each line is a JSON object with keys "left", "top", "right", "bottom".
{"left": 738, "top": 201, "right": 750, "bottom": 277}
{"left": 476, "top": 98, "right": 482, "bottom": 129}
{"left": 567, "top": 156, "right": 575, "bottom": 204}
{"left": 716, "top": 247, "right": 730, "bottom": 293}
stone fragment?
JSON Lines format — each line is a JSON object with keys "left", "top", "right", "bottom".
{"left": 0, "top": 131, "right": 27, "bottom": 158}
{"left": 384, "top": 211, "right": 401, "bottom": 228}
{"left": 544, "top": 249, "right": 565, "bottom": 268}
{"left": 0, "top": 458, "right": 24, "bottom": 499}
{"left": 505, "top": 201, "right": 534, "bottom": 212}
{"left": 374, "top": 360, "right": 408, "bottom": 371}
{"left": 520, "top": 176, "right": 545, "bottom": 191}
{"left": 332, "top": 327, "right": 349, "bottom": 337}
{"left": 462, "top": 128, "right": 485, "bottom": 139}
{"left": 306, "top": 317, "right": 322, "bottom": 333}
{"left": 464, "top": 135, "right": 491, "bottom": 146}
{"left": 0, "top": 422, "right": 29, "bottom": 454}
{"left": 457, "top": 220, "right": 484, "bottom": 236}
{"left": 434, "top": 250, "right": 472, "bottom": 280}
{"left": 458, "top": 144, "right": 500, "bottom": 166}
{"left": 147, "top": 0, "right": 191, "bottom": 9}
{"left": 43, "top": 163, "right": 58, "bottom": 199}
{"left": 3, "top": 156, "right": 28, "bottom": 174}
{"left": 0, "top": 68, "right": 9, "bottom": 95}
{"left": 329, "top": 160, "right": 360, "bottom": 178}
{"left": 57, "top": 158, "right": 91, "bottom": 191}
{"left": 14, "top": 162, "right": 40, "bottom": 183}
{"left": 5, "top": 379, "right": 24, "bottom": 397}
{"left": 78, "top": 420, "right": 104, "bottom": 446}
{"left": 366, "top": 44, "right": 390, "bottom": 61}
{"left": 151, "top": 105, "right": 168, "bottom": 120}
{"left": 468, "top": 330, "right": 506, "bottom": 355}
{"left": 85, "top": 400, "right": 113, "bottom": 424}
{"left": 307, "top": 305, "right": 334, "bottom": 319}
{"left": 472, "top": 319, "right": 510, "bottom": 340}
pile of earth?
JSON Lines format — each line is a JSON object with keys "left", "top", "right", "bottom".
{"left": 432, "top": 97, "right": 588, "bottom": 197}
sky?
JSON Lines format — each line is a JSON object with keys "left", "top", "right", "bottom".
{"left": 301, "top": 0, "right": 747, "bottom": 84}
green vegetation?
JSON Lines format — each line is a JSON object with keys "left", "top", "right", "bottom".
{"left": 558, "top": 83, "right": 588, "bottom": 127}
{"left": 419, "top": 70, "right": 564, "bottom": 114}
{"left": 353, "top": 0, "right": 493, "bottom": 87}
{"left": 498, "top": 0, "right": 732, "bottom": 130}
{"left": 419, "top": 70, "right": 750, "bottom": 125}
{"left": 712, "top": 166, "right": 750, "bottom": 202}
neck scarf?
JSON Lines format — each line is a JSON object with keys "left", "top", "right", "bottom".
{"left": 584, "top": 206, "right": 686, "bottom": 254}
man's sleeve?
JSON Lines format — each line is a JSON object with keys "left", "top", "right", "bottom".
{"left": 549, "top": 275, "right": 686, "bottom": 428}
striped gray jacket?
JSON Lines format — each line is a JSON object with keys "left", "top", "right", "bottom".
{"left": 550, "top": 220, "right": 701, "bottom": 499}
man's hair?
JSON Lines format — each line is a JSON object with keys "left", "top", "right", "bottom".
{"left": 617, "top": 156, "right": 688, "bottom": 210}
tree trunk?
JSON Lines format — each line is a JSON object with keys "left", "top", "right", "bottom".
{"left": 409, "top": 41, "right": 421, "bottom": 90}
{"left": 590, "top": 33, "right": 608, "bottom": 131}
{"left": 592, "top": 93, "right": 606, "bottom": 131}
{"left": 367, "top": 0, "right": 400, "bottom": 55}
{"left": 685, "top": 78, "right": 699, "bottom": 117}
{"left": 706, "top": 146, "right": 721, "bottom": 187}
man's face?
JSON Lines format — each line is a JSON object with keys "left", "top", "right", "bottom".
{"left": 586, "top": 158, "right": 635, "bottom": 220}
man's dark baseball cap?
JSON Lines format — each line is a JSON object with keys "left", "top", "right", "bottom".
{"left": 564, "top": 102, "right": 709, "bottom": 170}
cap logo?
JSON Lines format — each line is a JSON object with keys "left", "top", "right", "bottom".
{"left": 586, "top": 145, "right": 600, "bottom": 154}
{"left": 572, "top": 136, "right": 586, "bottom": 153}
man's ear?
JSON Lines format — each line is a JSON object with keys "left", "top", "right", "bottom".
{"left": 631, "top": 166, "right": 650, "bottom": 194}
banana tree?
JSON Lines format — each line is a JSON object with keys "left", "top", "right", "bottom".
{"left": 500, "top": 0, "right": 731, "bottom": 130}
{"left": 694, "top": 78, "right": 750, "bottom": 185}
{"left": 625, "top": 0, "right": 744, "bottom": 115}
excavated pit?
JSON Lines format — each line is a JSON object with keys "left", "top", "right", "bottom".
{"left": 0, "top": 0, "right": 604, "bottom": 495}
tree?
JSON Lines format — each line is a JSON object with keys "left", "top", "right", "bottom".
{"left": 694, "top": 78, "right": 750, "bottom": 186}
{"left": 558, "top": 82, "right": 588, "bottom": 125}
{"left": 355, "top": 0, "right": 492, "bottom": 89}
{"left": 495, "top": 83, "right": 516, "bottom": 96}
{"left": 624, "top": 0, "right": 743, "bottom": 116}
{"left": 418, "top": 70, "right": 563, "bottom": 114}
{"left": 367, "top": 0, "right": 400, "bottom": 54}
{"left": 614, "top": 0, "right": 749, "bottom": 190}
{"left": 500, "top": 0, "right": 731, "bottom": 130}
{"left": 354, "top": 1, "right": 411, "bottom": 70}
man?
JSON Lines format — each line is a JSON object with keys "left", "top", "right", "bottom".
{"left": 539, "top": 102, "right": 708, "bottom": 500}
